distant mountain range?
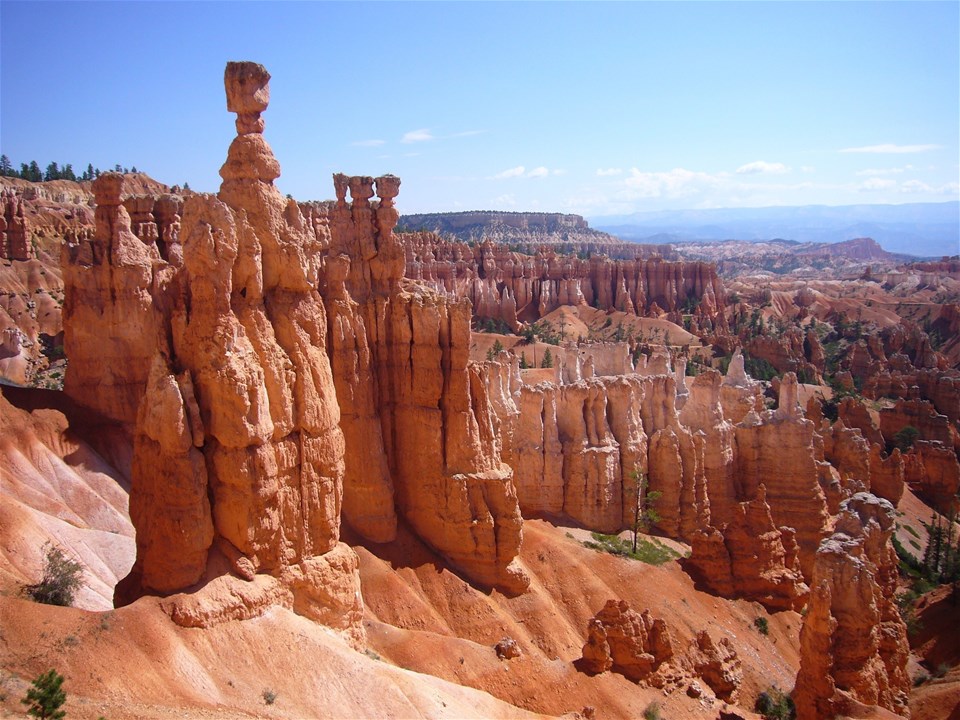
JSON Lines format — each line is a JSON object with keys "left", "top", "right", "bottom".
{"left": 590, "top": 202, "right": 959, "bottom": 258}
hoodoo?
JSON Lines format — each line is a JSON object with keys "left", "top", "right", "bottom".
{"left": 60, "top": 61, "right": 529, "bottom": 628}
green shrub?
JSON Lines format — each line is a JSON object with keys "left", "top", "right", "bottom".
{"left": 754, "top": 617, "right": 769, "bottom": 635}
{"left": 21, "top": 669, "right": 67, "bottom": 719}
{"left": 23, "top": 544, "right": 84, "bottom": 607}
{"left": 642, "top": 701, "right": 662, "bottom": 720}
{"left": 584, "top": 532, "right": 680, "bottom": 566}
{"left": 894, "top": 426, "right": 920, "bottom": 452}
{"left": 755, "top": 686, "right": 795, "bottom": 720}
{"left": 262, "top": 688, "right": 277, "bottom": 705}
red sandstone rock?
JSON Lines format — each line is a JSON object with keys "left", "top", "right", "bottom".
{"left": 404, "top": 233, "right": 727, "bottom": 331}
{"left": 903, "top": 441, "right": 960, "bottom": 515}
{"left": 880, "top": 398, "right": 959, "bottom": 452}
{"left": 686, "top": 486, "right": 807, "bottom": 611}
{"left": 62, "top": 173, "right": 162, "bottom": 424}
{"left": 794, "top": 492, "right": 910, "bottom": 720}
{"left": 62, "top": 63, "right": 529, "bottom": 638}
{"left": 689, "top": 631, "right": 742, "bottom": 702}
{"left": 734, "top": 374, "right": 830, "bottom": 577}
{"left": 579, "top": 599, "right": 674, "bottom": 682}
{"left": 0, "top": 190, "right": 32, "bottom": 260}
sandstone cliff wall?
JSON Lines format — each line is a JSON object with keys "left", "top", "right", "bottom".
{"left": 404, "top": 234, "right": 727, "bottom": 332}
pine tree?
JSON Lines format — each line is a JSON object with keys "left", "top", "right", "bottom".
{"left": 62, "top": 164, "right": 76, "bottom": 182}
{"left": 630, "top": 469, "right": 662, "bottom": 554}
{"left": 541, "top": 348, "right": 553, "bottom": 368}
{"left": 21, "top": 669, "right": 67, "bottom": 719}
{"left": 28, "top": 161, "right": 42, "bottom": 182}
{"left": 486, "top": 339, "right": 504, "bottom": 361}
{"left": 0, "top": 154, "right": 11, "bottom": 176}
{"left": 519, "top": 352, "right": 530, "bottom": 369}
{"left": 44, "top": 161, "right": 60, "bottom": 181}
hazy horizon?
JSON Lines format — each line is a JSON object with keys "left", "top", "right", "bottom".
{"left": 2, "top": 2, "right": 957, "bottom": 217}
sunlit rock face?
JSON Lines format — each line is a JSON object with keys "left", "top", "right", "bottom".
{"left": 61, "top": 62, "right": 529, "bottom": 645}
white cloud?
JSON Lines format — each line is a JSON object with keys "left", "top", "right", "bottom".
{"left": 527, "top": 166, "right": 549, "bottom": 178}
{"left": 622, "top": 167, "right": 723, "bottom": 199}
{"left": 552, "top": 169, "right": 567, "bottom": 176}
{"left": 840, "top": 143, "right": 941, "bottom": 154}
{"left": 859, "top": 178, "right": 897, "bottom": 192}
{"left": 735, "top": 160, "right": 790, "bottom": 175}
{"left": 900, "top": 179, "right": 959, "bottom": 195}
{"left": 855, "top": 165, "right": 912, "bottom": 177}
{"left": 800, "top": 166, "right": 816, "bottom": 174}
{"left": 351, "top": 139, "right": 385, "bottom": 147}
{"left": 596, "top": 168, "right": 623, "bottom": 176}
{"left": 401, "top": 128, "right": 434, "bottom": 144}
{"left": 492, "top": 193, "right": 517, "bottom": 206}
{"left": 493, "top": 165, "right": 526, "bottom": 179}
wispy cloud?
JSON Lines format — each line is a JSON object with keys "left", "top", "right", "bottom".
{"left": 352, "top": 139, "right": 386, "bottom": 147}
{"left": 800, "top": 166, "right": 816, "bottom": 174}
{"left": 402, "top": 128, "right": 435, "bottom": 144}
{"left": 493, "top": 193, "right": 517, "bottom": 207}
{"left": 493, "top": 165, "right": 526, "bottom": 179}
{"left": 596, "top": 168, "right": 623, "bottom": 177}
{"left": 855, "top": 165, "right": 912, "bottom": 177}
{"left": 859, "top": 178, "right": 897, "bottom": 192}
{"left": 900, "top": 179, "right": 959, "bottom": 195}
{"left": 736, "top": 160, "right": 790, "bottom": 175}
{"left": 491, "top": 165, "right": 559, "bottom": 179}
{"left": 840, "top": 143, "right": 941, "bottom": 154}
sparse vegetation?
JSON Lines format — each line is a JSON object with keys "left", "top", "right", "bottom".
{"left": 754, "top": 616, "right": 769, "bottom": 635}
{"left": 21, "top": 669, "right": 67, "bottom": 720}
{"left": 755, "top": 685, "right": 795, "bottom": 720}
{"left": 262, "top": 688, "right": 277, "bottom": 705}
{"left": 893, "top": 425, "right": 920, "bottom": 452}
{"left": 583, "top": 532, "right": 680, "bottom": 566}
{"left": 486, "top": 339, "right": 504, "bottom": 360}
{"left": 23, "top": 544, "right": 84, "bottom": 607}
{"left": 642, "top": 700, "right": 663, "bottom": 720}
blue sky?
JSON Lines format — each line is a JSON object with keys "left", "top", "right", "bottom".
{"left": 1, "top": 1, "right": 957, "bottom": 217}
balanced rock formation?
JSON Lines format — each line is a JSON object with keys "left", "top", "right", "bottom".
{"left": 61, "top": 61, "right": 528, "bottom": 621}
{"left": 793, "top": 492, "right": 910, "bottom": 720}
